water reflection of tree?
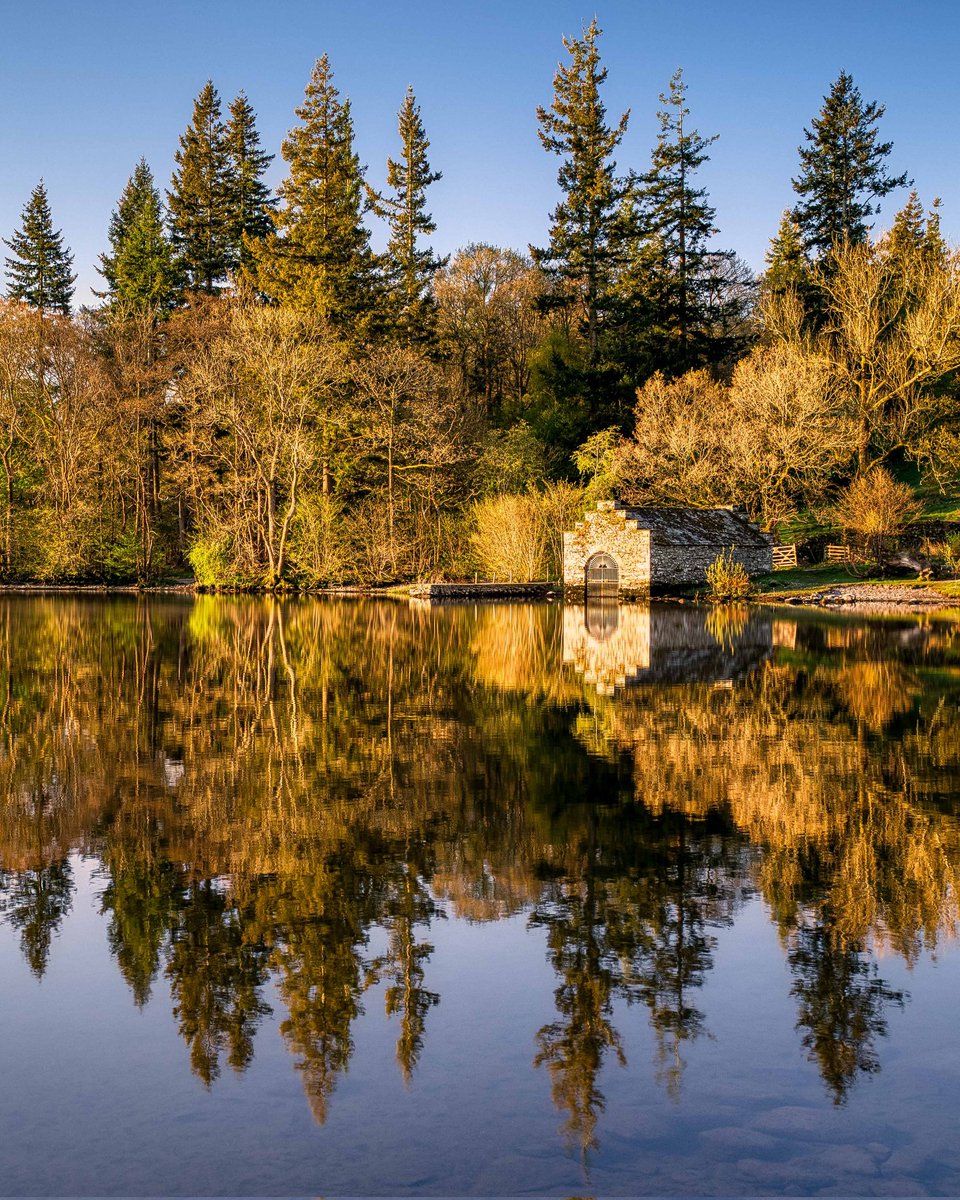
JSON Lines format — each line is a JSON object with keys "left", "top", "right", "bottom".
{"left": 101, "top": 856, "right": 182, "bottom": 1006}
{"left": 0, "top": 597, "right": 958, "bottom": 1133}
{"left": 167, "top": 880, "right": 272, "bottom": 1085}
{"left": 370, "top": 865, "right": 441, "bottom": 1084}
{"left": 531, "top": 804, "right": 745, "bottom": 1157}
{"left": 788, "top": 917, "right": 905, "bottom": 1105}
{"left": 0, "top": 857, "right": 73, "bottom": 977}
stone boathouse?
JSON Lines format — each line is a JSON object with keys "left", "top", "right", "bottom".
{"left": 563, "top": 501, "right": 773, "bottom": 596}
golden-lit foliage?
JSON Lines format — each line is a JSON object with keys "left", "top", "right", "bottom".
{"left": 616, "top": 348, "right": 853, "bottom": 526}
{"left": 470, "top": 482, "right": 584, "bottom": 581}
{"left": 0, "top": 597, "right": 958, "bottom": 1136}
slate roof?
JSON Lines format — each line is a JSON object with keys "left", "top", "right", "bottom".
{"left": 621, "top": 507, "right": 771, "bottom": 548}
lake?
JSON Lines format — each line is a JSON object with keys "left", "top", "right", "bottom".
{"left": 0, "top": 595, "right": 958, "bottom": 1197}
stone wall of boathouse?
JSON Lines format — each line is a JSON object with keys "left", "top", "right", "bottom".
{"left": 650, "top": 542, "right": 772, "bottom": 588}
{"left": 562, "top": 501, "right": 652, "bottom": 596}
{"left": 563, "top": 501, "right": 773, "bottom": 594}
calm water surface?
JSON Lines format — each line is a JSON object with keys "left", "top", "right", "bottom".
{"left": 1, "top": 596, "right": 959, "bottom": 1197}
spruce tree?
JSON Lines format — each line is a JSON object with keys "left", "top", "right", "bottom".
{"left": 885, "top": 190, "right": 925, "bottom": 259}
{"left": 882, "top": 191, "right": 948, "bottom": 285}
{"left": 4, "top": 181, "right": 76, "bottom": 313}
{"left": 532, "top": 18, "right": 629, "bottom": 363}
{"left": 253, "top": 55, "right": 379, "bottom": 334}
{"left": 633, "top": 70, "right": 735, "bottom": 374}
{"left": 168, "top": 81, "right": 233, "bottom": 292}
{"left": 764, "top": 212, "right": 812, "bottom": 293}
{"left": 372, "top": 87, "right": 445, "bottom": 345}
{"left": 791, "top": 71, "right": 910, "bottom": 257}
{"left": 924, "top": 197, "right": 946, "bottom": 263}
{"left": 225, "top": 91, "right": 275, "bottom": 274}
{"left": 99, "top": 160, "right": 179, "bottom": 314}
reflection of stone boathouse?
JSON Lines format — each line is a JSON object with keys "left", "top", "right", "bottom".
{"left": 563, "top": 603, "right": 773, "bottom": 695}
{"left": 563, "top": 501, "right": 773, "bottom": 596}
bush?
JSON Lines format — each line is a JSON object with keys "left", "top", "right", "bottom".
{"left": 471, "top": 493, "right": 548, "bottom": 581}
{"left": 705, "top": 546, "right": 755, "bottom": 602}
{"left": 834, "top": 468, "right": 920, "bottom": 539}
{"left": 289, "top": 491, "right": 350, "bottom": 586}
{"left": 188, "top": 533, "right": 237, "bottom": 588}
{"left": 921, "top": 533, "right": 960, "bottom": 577}
{"left": 470, "top": 484, "right": 587, "bottom": 582}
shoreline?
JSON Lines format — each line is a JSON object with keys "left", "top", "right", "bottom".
{"left": 762, "top": 582, "right": 960, "bottom": 614}
{"left": 0, "top": 579, "right": 957, "bottom": 615}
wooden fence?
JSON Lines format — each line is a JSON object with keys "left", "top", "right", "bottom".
{"left": 772, "top": 544, "right": 798, "bottom": 570}
{"left": 824, "top": 544, "right": 851, "bottom": 564}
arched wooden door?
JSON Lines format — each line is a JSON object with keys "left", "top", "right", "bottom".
{"left": 585, "top": 551, "right": 619, "bottom": 596}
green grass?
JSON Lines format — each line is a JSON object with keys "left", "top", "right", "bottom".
{"left": 755, "top": 564, "right": 864, "bottom": 595}
{"left": 772, "top": 466, "right": 960, "bottom": 545}
{"left": 775, "top": 510, "right": 836, "bottom": 544}
{"left": 756, "top": 562, "right": 960, "bottom": 600}
{"left": 892, "top": 462, "right": 960, "bottom": 522}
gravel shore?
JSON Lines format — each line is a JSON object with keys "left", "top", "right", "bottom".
{"left": 777, "top": 583, "right": 958, "bottom": 613}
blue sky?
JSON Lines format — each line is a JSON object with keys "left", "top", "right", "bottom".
{"left": 0, "top": 0, "right": 956, "bottom": 303}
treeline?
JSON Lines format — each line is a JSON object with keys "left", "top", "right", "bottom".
{"left": 0, "top": 24, "right": 957, "bottom": 583}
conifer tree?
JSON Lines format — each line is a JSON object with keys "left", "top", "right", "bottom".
{"left": 168, "top": 81, "right": 233, "bottom": 292}
{"left": 100, "top": 160, "right": 155, "bottom": 291}
{"left": 253, "top": 55, "right": 379, "bottom": 335}
{"left": 632, "top": 70, "right": 736, "bottom": 373}
{"left": 760, "top": 211, "right": 822, "bottom": 330}
{"left": 881, "top": 191, "right": 948, "bottom": 291}
{"left": 372, "top": 87, "right": 445, "bottom": 345}
{"left": 924, "top": 197, "right": 946, "bottom": 262}
{"left": 532, "top": 18, "right": 629, "bottom": 363}
{"left": 4, "top": 181, "right": 76, "bottom": 313}
{"left": 764, "top": 212, "right": 812, "bottom": 293}
{"left": 225, "top": 91, "right": 275, "bottom": 274}
{"left": 791, "top": 71, "right": 910, "bottom": 257}
{"left": 885, "top": 190, "right": 925, "bottom": 258}
{"left": 99, "top": 160, "right": 179, "bottom": 314}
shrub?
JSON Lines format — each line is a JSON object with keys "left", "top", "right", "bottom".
{"left": 705, "top": 546, "right": 755, "bottom": 602}
{"left": 470, "top": 484, "right": 587, "bottom": 582}
{"left": 471, "top": 493, "right": 548, "bottom": 581}
{"left": 834, "top": 468, "right": 920, "bottom": 539}
{"left": 188, "top": 533, "right": 236, "bottom": 588}
{"left": 289, "top": 491, "right": 350, "bottom": 586}
{"left": 921, "top": 533, "right": 960, "bottom": 578}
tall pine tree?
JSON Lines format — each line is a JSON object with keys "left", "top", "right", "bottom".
{"left": 253, "top": 54, "right": 379, "bottom": 335}
{"left": 372, "top": 87, "right": 445, "bottom": 345}
{"left": 791, "top": 71, "right": 910, "bottom": 257}
{"left": 631, "top": 70, "right": 738, "bottom": 374}
{"left": 168, "top": 81, "right": 233, "bottom": 292}
{"left": 99, "top": 160, "right": 179, "bottom": 314}
{"left": 4, "top": 181, "right": 75, "bottom": 313}
{"left": 532, "top": 18, "right": 629, "bottom": 364}
{"left": 225, "top": 91, "right": 275, "bottom": 275}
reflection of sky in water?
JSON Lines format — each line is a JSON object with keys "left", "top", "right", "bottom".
{"left": 0, "top": 596, "right": 958, "bottom": 1195}
{"left": 2, "top": 858, "right": 958, "bottom": 1196}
